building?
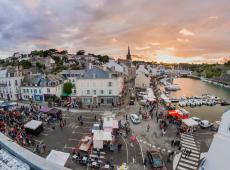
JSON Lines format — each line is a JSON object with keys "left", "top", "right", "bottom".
{"left": 20, "top": 74, "right": 44, "bottom": 102}
{"left": 21, "top": 74, "right": 64, "bottom": 102}
{"left": 104, "top": 59, "right": 125, "bottom": 75}
{"left": 75, "top": 65, "right": 124, "bottom": 105}
{"left": 0, "top": 67, "right": 24, "bottom": 100}
{"left": 199, "top": 108, "right": 230, "bottom": 170}
{"left": 135, "top": 72, "right": 150, "bottom": 89}
{"left": 43, "top": 74, "right": 64, "bottom": 100}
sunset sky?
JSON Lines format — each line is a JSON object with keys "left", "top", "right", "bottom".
{"left": 0, "top": 0, "right": 230, "bottom": 63}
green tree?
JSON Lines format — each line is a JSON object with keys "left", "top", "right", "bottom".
{"left": 63, "top": 82, "right": 73, "bottom": 94}
{"left": 76, "top": 50, "right": 85, "bottom": 55}
{"left": 20, "top": 60, "right": 32, "bottom": 69}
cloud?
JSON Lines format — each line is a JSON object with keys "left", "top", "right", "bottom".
{"left": 179, "top": 28, "right": 195, "bottom": 36}
{"left": 135, "top": 46, "right": 151, "bottom": 50}
{"left": 0, "top": 0, "right": 229, "bottom": 63}
{"left": 151, "top": 42, "right": 160, "bottom": 46}
{"left": 208, "top": 16, "right": 219, "bottom": 20}
{"left": 177, "top": 38, "right": 189, "bottom": 43}
{"left": 111, "top": 38, "right": 118, "bottom": 43}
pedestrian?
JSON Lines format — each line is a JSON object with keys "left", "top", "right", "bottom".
{"left": 64, "top": 119, "right": 66, "bottom": 125}
{"left": 162, "top": 128, "right": 166, "bottom": 136}
{"left": 156, "top": 116, "right": 159, "bottom": 123}
{"left": 125, "top": 114, "right": 128, "bottom": 120}
{"left": 94, "top": 115, "right": 97, "bottom": 121}
{"left": 147, "top": 124, "right": 150, "bottom": 132}
{"left": 178, "top": 144, "right": 182, "bottom": 151}
{"left": 171, "top": 140, "right": 175, "bottom": 147}
{"left": 144, "top": 157, "right": 147, "bottom": 166}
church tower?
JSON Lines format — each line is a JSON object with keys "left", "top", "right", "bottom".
{"left": 126, "top": 46, "right": 131, "bottom": 60}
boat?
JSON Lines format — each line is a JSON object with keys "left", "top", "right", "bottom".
{"left": 165, "top": 84, "right": 181, "bottom": 91}
{"left": 221, "top": 101, "right": 230, "bottom": 106}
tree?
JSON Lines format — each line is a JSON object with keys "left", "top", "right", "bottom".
{"left": 76, "top": 50, "right": 85, "bottom": 55}
{"left": 20, "top": 60, "right": 32, "bottom": 69}
{"left": 98, "top": 55, "right": 109, "bottom": 63}
{"left": 36, "top": 62, "right": 46, "bottom": 69}
{"left": 63, "top": 82, "right": 73, "bottom": 94}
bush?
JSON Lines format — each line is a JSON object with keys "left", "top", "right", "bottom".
{"left": 63, "top": 82, "right": 73, "bottom": 94}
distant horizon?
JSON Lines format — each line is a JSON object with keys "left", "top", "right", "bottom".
{"left": 0, "top": 0, "right": 230, "bottom": 64}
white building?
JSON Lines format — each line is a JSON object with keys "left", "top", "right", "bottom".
{"left": 135, "top": 71, "right": 150, "bottom": 89}
{"left": 21, "top": 74, "right": 64, "bottom": 102}
{"left": 199, "top": 108, "right": 230, "bottom": 170}
{"left": 0, "top": 67, "right": 24, "bottom": 100}
{"left": 75, "top": 66, "right": 124, "bottom": 105}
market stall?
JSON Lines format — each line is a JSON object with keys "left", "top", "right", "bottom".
{"left": 167, "top": 109, "right": 189, "bottom": 119}
{"left": 49, "top": 108, "right": 62, "bottom": 119}
{"left": 93, "top": 130, "right": 112, "bottom": 149}
{"left": 39, "top": 107, "right": 52, "bottom": 114}
{"left": 78, "top": 136, "right": 92, "bottom": 152}
{"left": 46, "top": 150, "right": 70, "bottom": 166}
{"left": 24, "top": 120, "right": 43, "bottom": 136}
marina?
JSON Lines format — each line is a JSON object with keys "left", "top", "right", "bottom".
{"left": 168, "top": 78, "right": 230, "bottom": 121}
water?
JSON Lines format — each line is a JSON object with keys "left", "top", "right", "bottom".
{"left": 169, "top": 78, "right": 230, "bottom": 121}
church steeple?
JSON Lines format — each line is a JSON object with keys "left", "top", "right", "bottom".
{"left": 126, "top": 46, "right": 131, "bottom": 60}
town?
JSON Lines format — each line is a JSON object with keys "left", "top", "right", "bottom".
{"left": 0, "top": 47, "right": 229, "bottom": 170}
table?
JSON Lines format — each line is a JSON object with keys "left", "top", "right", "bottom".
{"left": 72, "top": 155, "right": 77, "bottom": 159}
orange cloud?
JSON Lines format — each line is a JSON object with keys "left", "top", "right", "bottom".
{"left": 179, "top": 29, "right": 195, "bottom": 36}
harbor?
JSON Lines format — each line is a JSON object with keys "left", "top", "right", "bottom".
{"left": 163, "top": 77, "right": 230, "bottom": 121}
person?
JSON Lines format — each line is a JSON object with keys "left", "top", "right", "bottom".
{"left": 162, "top": 128, "right": 166, "bottom": 136}
{"left": 144, "top": 157, "right": 147, "bottom": 166}
{"left": 94, "top": 115, "right": 97, "bottom": 121}
{"left": 118, "top": 143, "right": 122, "bottom": 151}
{"left": 171, "top": 140, "right": 175, "bottom": 147}
{"left": 147, "top": 124, "right": 150, "bottom": 132}
{"left": 125, "top": 114, "right": 128, "bottom": 120}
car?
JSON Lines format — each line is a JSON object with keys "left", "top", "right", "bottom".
{"left": 191, "top": 117, "right": 201, "bottom": 122}
{"left": 129, "top": 100, "right": 135, "bottom": 105}
{"left": 130, "top": 114, "right": 141, "bottom": 124}
{"left": 146, "top": 150, "right": 164, "bottom": 169}
{"left": 210, "top": 121, "right": 220, "bottom": 131}
{"left": 92, "top": 123, "right": 100, "bottom": 133}
{"left": 199, "top": 120, "right": 211, "bottom": 128}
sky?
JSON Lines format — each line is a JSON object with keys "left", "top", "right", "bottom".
{"left": 0, "top": 0, "right": 230, "bottom": 63}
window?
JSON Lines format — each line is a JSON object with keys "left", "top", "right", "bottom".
{"left": 107, "top": 98, "right": 113, "bottom": 104}
{"left": 23, "top": 89, "right": 26, "bottom": 93}
{"left": 87, "top": 90, "right": 90, "bottom": 95}
{"left": 101, "top": 90, "right": 103, "bottom": 94}
{"left": 15, "top": 80, "right": 18, "bottom": 86}
{"left": 109, "top": 90, "right": 112, "bottom": 95}
{"left": 34, "top": 89, "right": 37, "bottom": 94}
{"left": 39, "top": 89, "right": 41, "bottom": 94}
{"left": 108, "top": 82, "right": 112, "bottom": 87}
{"left": 93, "top": 90, "right": 96, "bottom": 95}
{"left": 47, "top": 88, "right": 50, "bottom": 93}
{"left": 31, "top": 89, "right": 33, "bottom": 93}
{"left": 27, "top": 89, "right": 29, "bottom": 93}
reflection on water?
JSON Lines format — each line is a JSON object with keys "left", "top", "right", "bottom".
{"left": 169, "top": 78, "right": 230, "bottom": 121}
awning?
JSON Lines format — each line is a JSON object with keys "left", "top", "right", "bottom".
{"left": 61, "top": 92, "right": 71, "bottom": 97}
{"left": 46, "top": 150, "right": 70, "bottom": 166}
{"left": 39, "top": 107, "right": 52, "bottom": 113}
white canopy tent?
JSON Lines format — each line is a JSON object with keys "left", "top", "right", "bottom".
{"left": 24, "top": 120, "right": 42, "bottom": 130}
{"left": 46, "top": 150, "right": 70, "bottom": 166}
{"left": 93, "top": 130, "right": 112, "bottom": 149}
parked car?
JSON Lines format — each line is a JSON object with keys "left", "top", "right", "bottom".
{"left": 129, "top": 100, "right": 135, "bottom": 105}
{"left": 130, "top": 114, "right": 141, "bottom": 124}
{"left": 191, "top": 117, "right": 201, "bottom": 122}
{"left": 146, "top": 150, "right": 163, "bottom": 169}
{"left": 199, "top": 120, "right": 211, "bottom": 128}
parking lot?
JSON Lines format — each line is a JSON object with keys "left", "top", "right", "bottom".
{"left": 27, "top": 110, "right": 143, "bottom": 169}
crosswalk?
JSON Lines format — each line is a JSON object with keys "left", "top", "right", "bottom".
{"left": 176, "top": 133, "right": 200, "bottom": 170}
